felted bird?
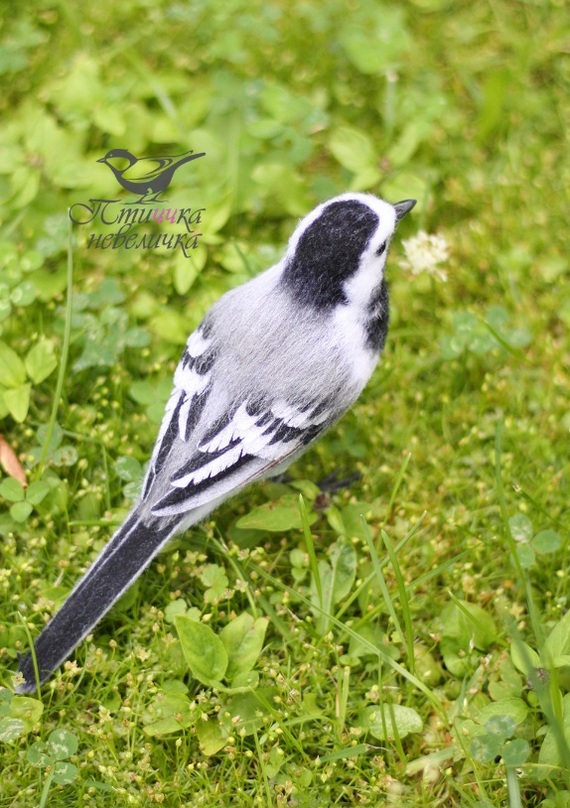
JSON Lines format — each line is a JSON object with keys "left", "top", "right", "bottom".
{"left": 16, "top": 193, "right": 416, "bottom": 693}
{"left": 97, "top": 148, "right": 206, "bottom": 201}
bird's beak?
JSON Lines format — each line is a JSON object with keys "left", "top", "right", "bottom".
{"left": 97, "top": 157, "right": 106, "bottom": 163}
{"left": 394, "top": 199, "right": 417, "bottom": 222}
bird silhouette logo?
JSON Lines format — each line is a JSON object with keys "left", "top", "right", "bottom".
{"left": 97, "top": 148, "right": 206, "bottom": 202}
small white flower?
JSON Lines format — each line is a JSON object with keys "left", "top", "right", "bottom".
{"left": 402, "top": 231, "right": 449, "bottom": 281}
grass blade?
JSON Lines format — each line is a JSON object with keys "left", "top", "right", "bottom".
{"left": 38, "top": 218, "right": 74, "bottom": 474}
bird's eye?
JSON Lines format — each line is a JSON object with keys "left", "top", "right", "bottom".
{"left": 376, "top": 242, "right": 387, "bottom": 256}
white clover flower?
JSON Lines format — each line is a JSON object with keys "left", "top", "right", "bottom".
{"left": 401, "top": 231, "right": 449, "bottom": 281}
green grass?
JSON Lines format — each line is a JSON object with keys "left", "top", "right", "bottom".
{"left": 0, "top": 0, "right": 569, "bottom": 805}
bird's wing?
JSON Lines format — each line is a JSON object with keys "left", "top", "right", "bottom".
{"left": 121, "top": 151, "right": 202, "bottom": 182}
{"left": 152, "top": 394, "right": 336, "bottom": 516}
{"left": 121, "top": 156, "right": 174, "bottom": 181}
{"left": 142, "top": 323, "right": 339, "bottom": 518}
{"left": 141, "top": 320, "right": 215, "bottom": 500}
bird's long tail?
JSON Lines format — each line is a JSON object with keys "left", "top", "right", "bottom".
{"left": 17, "top": 511, "right": 175, "bottom": 693}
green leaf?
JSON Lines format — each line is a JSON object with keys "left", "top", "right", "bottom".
{"left": 544, "top": 610, "right": 570, "bottom": 661}
{"left": 0, "top": 478, "right": 25, "bottom": 502}
{"left": 265, "top": 745, "right": 287, "bottom": 778}
{"left": 311, "top": 541, "right": 357, "bottom": 633}
{"left": 219, "top": 691, "right": 272, "bottom": 737}
{"left": 25, "top": 339, "right": 57, "bottom": 384}
{"left": 8, "top": 695, "right": 44, "bottom": 732}
{"left": 36, "top": 422, "right": 63, "bottom": 453}
{"left": 128, "top": 381, "right": 156, "bottom": 405}
{"left": 164, "top": 599, "right": 189, "bottom": 624}
{"left": 532, "top": 529, "right": 561, "bottom": 554}
{"left": 72, "top": 341, "right": 115, "bottom": 372}
{"left": 196, "top": 719, "right": 228, "bottom": 756}
{"left": 248, "top": 118, "right": 283, "bottom": 139}
{"left": 516, "top": 543, "right": 536, "bottom": 569}
{"left": 360, "top": 704, "right": 423, "bottom": 741}
{"left": 0, "top": 717, "right": 25, "bottom": 742}
{"left": 343, "top": 623, "right": 388, "bottom": 664}
{"left": 485, "top": 305, "right": 509, "bottom": 328}
{"left": 230, "top": 670, "right": 260, "bottom": 689}
{"left": 509, "top": 513, "right": 533, "bottom": 543}
{"left": 440, "top": 334, "right": 465, "bottom": 359}
{"left": 173, "top": 247, "right": 206, "bottom": 295}
{"left": 451, "top": 311, "right": 478, "bottom": 336}
{"left": 0, "top": 687, "right": 12, "bottom": 712}
{"left": 259, "top": 81, "right": 308, "bottom": 125}
{"left": 174, "top": 614, "right": 228, "bottom": 686}
{"left": 327, "top": 541, "right": 357, "bottom": 603}
{"left": 0, "top": 341, "right": 26, "bottom": 387}
{"left": 504, "top": 327, "right": 531, "bottom": 348}
{"left": 470, "top": 328, "right": 498, "bottom": 356}
{"left": 52, "top": 761, "right": 78, "bottom": 785}
{"left": 479, "top": 700, "right": 528, "bottom": 729}
{"left": 327, "top": 125, "right": 380, "bottom": 177}
{"left": 10, "top": 279, "right": 36, "bottom": 307}
{"left": 502, "top": 738, "right": 531, "bottom": 767}
{"left": 199, "top": 563, "right": 229, "bottom": 603}
{"left": 143, "top": 692, "right": 193, "bottom": 736}
{"left": 20, "top": 249, "right": 43, "bottom": 273}
{"left": 26, "top": 481, "right": 51, "bottom": 506}
{"left": 438, "top": 599, "right": 497, "bottom": 652}
{"left": 27, "top": 740, "right": 52, "bottom": 768}
{"left": 538, "top": 692, "right": 570, "bottom": 770}
{"left": 285, "top": 478, "right": 322, "bottom": 501}
{"left": 150, "top": 311, "right": 190, "bottom": 345}
{"left": 220, "top": 612, "right": 268, "bottom": 680}
{"left": 86, "top": 278, "right": 125, "bottom": 308}
{"left": 52, "top": 445, "right": 78, "bottom": 467}
{"left": 0, "top": 298, "right": 11, "bottom": 323}
{"left": 339, "top": 9, "right": 411, "bottom": 74}
{"left": 4, "top": 383, "right": 31, "bottom": 422}
{"left": 195, "top": 189, "right": 228, "bottom": 234}
{"left": 236, "top": 494, "right": 317, "bottom": 532}
{"left": 48, "top": 728, "right": 78, "bottom": 760}
{"left": 470, "top": 733, "right": 502, "bottom": 764}
{"left": 124, "top": 327, "right": 150, "bottom": 348}
{"left": 386, "top": 120, "right": 433, "bottom": 166}
{"left": 93, "top": 105, "right": 125, "bottom": 136}
{"left": 10, "top": 500, "right": 33, "bottom": 522}
{"left": 510, "top": 641, "right": 540, "bottom": 676}
{"left": 251, "top": 162, "right": 311, "bottom": 216}
{"left": 114, "top": 456, "right": 143, "bottom": 483}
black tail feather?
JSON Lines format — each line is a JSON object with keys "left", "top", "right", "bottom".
{"left": 17, "top": 514, "right": 174, "bottom": 693}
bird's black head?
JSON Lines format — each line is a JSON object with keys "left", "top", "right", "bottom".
{"left": 282, "top": 199, "right": 380, "bottom": 310}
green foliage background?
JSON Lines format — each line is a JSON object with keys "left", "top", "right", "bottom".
{"left": 0, "top": 0, "right": 568, "bottom": 805}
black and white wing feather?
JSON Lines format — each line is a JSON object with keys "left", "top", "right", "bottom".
{"left": 151, "top": 392, "right": 337, "bottom": 516}
{"left": 136, "top": 317, "right": 342, "bottom": 520}
{"left": 142, "top": 320, "right": 216, "bottom": 500}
